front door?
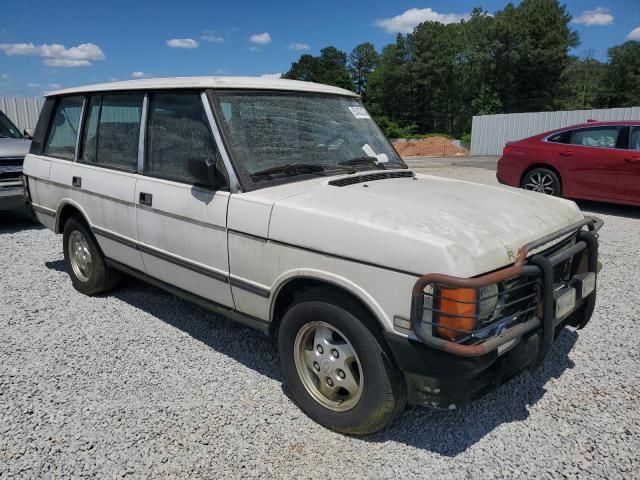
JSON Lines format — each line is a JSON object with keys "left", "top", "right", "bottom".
{"left": 135, "top": 91, "right": 233, "bottom": 307}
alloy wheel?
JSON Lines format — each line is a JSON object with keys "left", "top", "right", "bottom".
{"left": 525, "top": 171, "right": 556, "bottom": 195}
{"left": 293, "top": 321, "right": 363, "bottom": 412}
{"left": 68, "top": 230, "right": 93, "bottom": 282}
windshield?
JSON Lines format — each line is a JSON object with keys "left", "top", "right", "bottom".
{"left": 212, "top": 91, "right": 406, "bottom": 187}
{"left": 0, "top": 111, "right": 23, "bottom": 139}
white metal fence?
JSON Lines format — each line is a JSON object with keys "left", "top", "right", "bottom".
{"left": 0, "top": 96, "right": 45, "bottom": 132}
{"left": 471, "top": 106, "right": 640, "bottom": 155}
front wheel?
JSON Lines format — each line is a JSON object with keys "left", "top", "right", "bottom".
{"left": 521, "top": 168, "right": 562, "bottom": 196}
{"left": 278, "top": 290, "right": 406, "bottom": 435}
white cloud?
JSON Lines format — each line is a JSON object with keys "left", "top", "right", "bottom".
{"left": 166, "top": 38, "right": 199, "bottom": 49}
{"left": 572, "top": 7, "right": 614, "bottom": 26}
{"left": 201, "top": 33, "right": 224, "bottom": 43}
{"left": 215, "top": 68, "right": 229, "bottom": 74}
{"left": 248, "top": 46, "right": 261, "bottom": 52}
{"left": 109, "top": 77, "right": 118, "bottom": 82}
{"left": 249, "top": 32, "right": 271, "bottom": 45}
{"left": 628, "top": 26, "right": 640, "bottom": 40}
{"left": 131, "top": 71, "right": 145, "bottom": 78}
{"left": 375, "top": 8, "right": 469, "bottom": 33}
{"left": 48, "top": 83, "right": 61, "bottom": 89}
{"left": 0, "top": 42, "right": 105, "bottom": 67}
{"left": 0, "top": 73, "right": 9, "bottom": 79}
{"left": 260, "top": 73, "right": 282, "bottom": 78}
{"left": 288, "top": 42, "right": 310, "bottom": 51}
{"left": 27, "top": 83, "right": 42, "bottom": 88}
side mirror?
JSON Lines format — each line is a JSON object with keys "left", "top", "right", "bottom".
{"left": 23, "top": 128, "right": 34, "bottom": 139}
{"left": 187, "top": 155, "right": 228, "bottom": 190}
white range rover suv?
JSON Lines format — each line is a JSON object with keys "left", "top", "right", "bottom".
{"left": 23, "top": 77, "right": 602, "bottom": 434}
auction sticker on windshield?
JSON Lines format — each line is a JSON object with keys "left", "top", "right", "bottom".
{"left": 348, "top": 106, "right": 371, "bottom": 119}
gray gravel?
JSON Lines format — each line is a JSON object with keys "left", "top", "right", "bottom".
{"left": 1, "top": 164, "right": 639, "bottom": 478}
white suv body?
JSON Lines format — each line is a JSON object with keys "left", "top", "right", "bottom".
{"left": 23, "top": 77, "right": 601, "bottom": 434}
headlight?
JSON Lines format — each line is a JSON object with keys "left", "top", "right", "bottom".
{"left": 477, "top": 284, "right": 499, "bottom": 320}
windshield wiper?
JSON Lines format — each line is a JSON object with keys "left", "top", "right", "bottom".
{"left": 251, "top": 163, "right": 328, "bottom": 178}
{"left": 338, "top": 156, "right": 387, "bottom": 170}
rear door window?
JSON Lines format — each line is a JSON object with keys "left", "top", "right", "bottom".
{"left": 79, "top": 93, "right": 144, "bottom": 171}
{"left": 570, "top": 127, "right": 621, "bottom": 149}
{"left": 145, "top": 92, "right": 217, "bottom": 184}
{"left": 44, "top": 96, "right": 84, "bottom": 160}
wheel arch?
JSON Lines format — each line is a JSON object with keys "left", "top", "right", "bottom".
{"left": 269, "top": 272, "right": 390, "bottom": 339}
{"left": 55, "top": 199, "right": 91, "bottom": 234}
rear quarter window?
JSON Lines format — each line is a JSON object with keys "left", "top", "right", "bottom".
{"left": 29, "top": 98, "right": 56, "bottom": 155}
{"left": 43, "top": 96, "right": 84, "bottom": 160}
{"left": 546, "top": 131, "right": 571, "bottom": 144}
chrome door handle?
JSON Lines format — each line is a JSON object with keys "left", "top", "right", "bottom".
{"left": 139, "top": 192, "right": 153, "bottom": 206}
{"left": 559, "top": 151, "right": 574, "bottom": 157}
{"left": 624, "top": 157, "right": 640, "bottom": 163}
{"left": 72, "top": 176, "right": 82, "bottom": 188}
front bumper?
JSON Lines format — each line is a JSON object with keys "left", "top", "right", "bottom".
{"left": 389, "top": 216, "right": 602, "bottom": 408}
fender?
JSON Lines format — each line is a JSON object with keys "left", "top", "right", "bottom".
{"left": 269, "top": 268, "right": 392, "bottom": 330}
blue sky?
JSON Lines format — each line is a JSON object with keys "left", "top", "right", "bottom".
{"left": 0, "top": 0, "right": 638, "bottom": 96}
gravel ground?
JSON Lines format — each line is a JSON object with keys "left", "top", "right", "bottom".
{"left": 1, "top": 162, "right": 639, "bottom": 478}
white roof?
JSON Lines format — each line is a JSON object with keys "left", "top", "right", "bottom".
{"left": 47, "top": 76, "right": 359, "bottom": 98}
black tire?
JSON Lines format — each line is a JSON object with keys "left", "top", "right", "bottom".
{"left": 62, "top": 215, "right": 121, "bottom": 295}
{"left": 521, "top": 167, "right": 562, "bottom": 196}
{"left": 278, "top": 289, "right": 406, "bottom": 435}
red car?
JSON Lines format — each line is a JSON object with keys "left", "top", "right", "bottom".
{"left": 497, "top": 121, "right": 640, "bottom": 207}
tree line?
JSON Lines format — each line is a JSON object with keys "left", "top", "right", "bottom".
{"left": 283, "top": 0, "right": 640, "bottom": 139}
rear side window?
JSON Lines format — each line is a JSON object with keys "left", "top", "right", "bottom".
{"left": 570, "top": 127, "right": 621, "bottom": 148}
{"left": 547, "top": 131, "right": 571, "bottom": 144}
{"left": 145, "top": 92, "right": 216, "bottom": 183}
{"left": 80, "top": 94, "right": 143, "bottom": 171}
{"left": 44, "top": 96, "right": 84, "bottom": 160}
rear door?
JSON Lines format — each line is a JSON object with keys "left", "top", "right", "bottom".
{"left": 554, "top": 125, "right": 627, "bottom": 200}
{"left": 73, "top": 93, "right": 145, "bottom": 270}
{"left": 619, "top": 126, "right": 640, "bottom": 204}
{"left": 135, "top": 91, "right": 233, "bottom": 307}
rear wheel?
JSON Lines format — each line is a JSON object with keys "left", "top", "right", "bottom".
{"left": 62, "top": 216, "right": 121, "bottom": 295}
{"left": 278, "top": 290, "right": 406, "bottom": 435}
{"left": 521, "top": 168, "right": 561, "bottom": 196}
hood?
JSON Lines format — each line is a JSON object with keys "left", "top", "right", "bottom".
{"left": 0, "top": 138, "right": 31, "bottom": 159}
{"left": 267, "top": 172, "right": 583, "bottom": 277}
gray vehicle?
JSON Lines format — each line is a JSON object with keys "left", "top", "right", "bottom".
{"left": 0, "top": 110, "right": 31, "bottom": 210}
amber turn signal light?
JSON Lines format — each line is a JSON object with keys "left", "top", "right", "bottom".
{"left": 435, "top": 287, "right": 477, "bottom": 341}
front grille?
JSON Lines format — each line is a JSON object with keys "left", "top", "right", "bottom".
{"left": 0, "top": 157, "right": 24, "bottom": 183}
{"left": 329, "top": 170, "right": 414, "bottom": 187}
{"left": 420, "top": 230, "right": 586, "bottom": 345}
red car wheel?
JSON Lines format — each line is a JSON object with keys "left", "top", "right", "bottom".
{"left": 521, "top": 168, "right": 562, "bottom": 196}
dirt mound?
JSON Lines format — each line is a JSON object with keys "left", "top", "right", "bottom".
{"left": 393, "top": 136, "right": 468, "bottom": 157}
